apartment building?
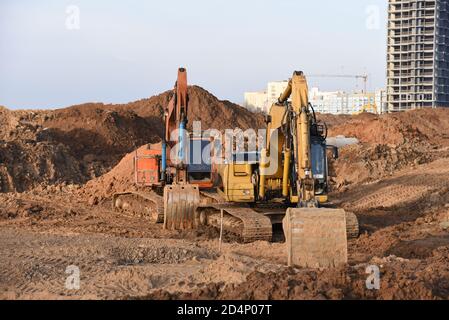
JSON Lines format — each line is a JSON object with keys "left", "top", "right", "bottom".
{"left": 387, "top": 0, "right": 449, "bottom": 111}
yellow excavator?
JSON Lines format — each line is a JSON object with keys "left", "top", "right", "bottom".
{"left": 263, "top": 71, "right": 359, "bottom": 267}
{"left": 163, "top": 71, "right": 359, "bottom": 268}
{"left": 116, "top": 69, "right": 358, "bottom": 268}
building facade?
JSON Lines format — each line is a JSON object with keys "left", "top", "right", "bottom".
{"left": 243, "top": 85, "right": 386, "bottom": 115}
{"left": 243, "top": 91, "right": 269, "bottom": 113}
{"left": 243, "top": 80, "right": 290, "bottom": 113}
{"left": 387, "top": 0, "right": 449, "bottom": 111}
{"left": 267, "top": 81, "right": 290, "bottom": 105}
{"left": 309, "top": 88, "right": 386, "bottom": 115}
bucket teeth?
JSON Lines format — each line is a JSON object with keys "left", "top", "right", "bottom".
{"left": 163, "top": 184, "right": 200, "bottom": 230}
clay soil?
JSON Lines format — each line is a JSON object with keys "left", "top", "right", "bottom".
{"left": 1, "top": 89, "right": 449, "bottom": 300}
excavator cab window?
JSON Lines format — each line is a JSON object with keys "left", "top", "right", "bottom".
{"left": 187, "top": 139, "right": 212, "bottom": 181}
{"left": 311, "top": 142, "right": 326, "bottom": 181}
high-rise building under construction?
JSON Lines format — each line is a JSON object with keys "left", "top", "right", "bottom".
{"left": 387, "top": 0, "right": 449, "bottom": 111}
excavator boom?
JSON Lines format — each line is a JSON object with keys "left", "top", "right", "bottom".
{"left": 113, "top": 68, "right": 202, "bottom": 231}
{"left": 264, "top": 71, "right": 358, "bottom": 268}
{"left": 163, "top": 68, "right": 200, "bottom": 230}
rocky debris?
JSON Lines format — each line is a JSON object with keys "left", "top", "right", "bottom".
{"left": 134, "top": 251, "right": 449, "bottom": 300}
{"left": 0, "top": 198, "right": 48, "bottom": 220}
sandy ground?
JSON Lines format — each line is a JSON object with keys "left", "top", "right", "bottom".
{"left": 2, "top": 100, "right": 449, "bottom": 300}
{"left": 1, "top": 157, "right": 449, "bottom": 300}
{"left": 0, "top": 189, "right": 287, "bottom": 300}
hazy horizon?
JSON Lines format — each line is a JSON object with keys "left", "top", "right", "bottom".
{"left": 1, "top": 0, "right": 388, "bottom": 109}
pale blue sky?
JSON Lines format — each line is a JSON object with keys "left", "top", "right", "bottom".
{"left": 0, "top": 0, "right": 388, "bottom": 109}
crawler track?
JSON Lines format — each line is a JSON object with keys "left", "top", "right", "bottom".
{"left": 112, "top": 191, "right": 164, "bottom": 223}
{"left": 200, "top": 191, "right": 273, "bottom": 242}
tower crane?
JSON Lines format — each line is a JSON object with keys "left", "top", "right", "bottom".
{"left": 307, "top": 74, "right": 369, "bottom": 93}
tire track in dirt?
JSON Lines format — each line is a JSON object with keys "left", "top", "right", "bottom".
{"left": 2, "top": 228, "right": 281, "bottom": 299}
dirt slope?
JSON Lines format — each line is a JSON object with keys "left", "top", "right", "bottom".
{"left": 120, "top": 85, "right": 265, "bottom": 132}
{"left": 0, "top": 107, "right": 83, "bottom": 192}
{"left": 323, "top": 108, "right": 449, "bottom": 187}
{"left": 0, "top": 86, "right": 263, "bottom": 193}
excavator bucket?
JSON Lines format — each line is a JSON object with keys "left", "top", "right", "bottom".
{"left": 283, "top": 208, "right": 351, "bottom": 268}
{"left": 163, "top": 184, "right": 201, "bottom": 230}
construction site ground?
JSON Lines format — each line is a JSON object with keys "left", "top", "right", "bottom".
{"left": 1, "top": 88, "right": 449, "bottom": 300}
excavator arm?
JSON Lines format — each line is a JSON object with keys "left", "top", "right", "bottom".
{"left": 164, "top": 68, "right": 189, "bottom": 184}
{"left": 279, "top": 71, "right": 317, "bottom": 206}
{"left": 262, "top": 71, "right": 359, "bottom": 268}
{"left": 163, "top": 68, "right": 200, "bottom": 230}
{"left": 165, "top": 68, "right": 188, "bottom": 143}
{"left": 260, "top": 71, "right": 319, "bottom": 205}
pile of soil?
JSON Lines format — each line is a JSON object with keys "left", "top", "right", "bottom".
{"left": 39, "top": 105, "right": 161, "bottom": 166}
{"left": 227, "top": 246, "right": 449, "bottom": 300}
{"left": 4, "top": 89, "right": 449, "bottom": 197}
{"left": 79, "top": 145, "right": 148, "bottom": 201}
{"left": 119, "top": 85, "right": 265, "bottom": 132}
{"left": 134, "top": 246, "right": 449, "bottom": 300}
{"left": 0, "top": 107, "right": 83, "bottom": 192}
{"left": 324, "top": 108, "right": 449, "bottom": 187}
{"left": 327, "top": 109, "right": 449, "bottom": 145}
{"left": 0, "top": 86, "right": 264, "bottom": 193}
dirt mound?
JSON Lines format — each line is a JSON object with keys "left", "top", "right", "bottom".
{"left": 1, "top": 86, "right": 264, "bottom": 193}
{"left": 135, "top": 247, "right": 449, "bottom": 300}
{"left": 316, "top": 113, "right": 352, "bottom": 130}
{"left": 326, "top": 109, "right": 449, "bottom": 146}
{"left": 40, "top": 104, "right": 161, "bottom": 162}
{"left": 323, "top": 108, "right": 449, "bottom": 187}
{"left": 219, "top": 246, "right": 449, "bottom": 300}
{"left": 330, "top": 141, "right": 432, "bottom": 187}
{"left": 0, "top": 108, "right": 84, "bottom": 192}
{"left": 79, "top": 145, "right": 148, "bottom": 200}
{"left": 0, "top": 104, "right": 161, "bottom": 192}
{"left": 120, "top": 86, "right": 265, "bottom": 132}
{"left": 0, "top": 105, "right": 160, "bottom": 192}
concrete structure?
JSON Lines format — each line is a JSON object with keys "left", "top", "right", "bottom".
{"left": 243, "top": 80, "right": 290, "bottom": 113}
{"left": 267, "top": 81, "right": 290, "bottom": 104}
{"left": 309, "top": 88, "right": 386, "bottom": 115}
{"left": 387, "top": 0, "right": 449, "bottom": 111}
{"left": 243, "top": 85, "right": 386, "bottom": 115}
{"left": 375, "top": 89, "right": 388, "bottom": 114}
{"left": 243, "top": 91, "right": 269, "bottom": 113}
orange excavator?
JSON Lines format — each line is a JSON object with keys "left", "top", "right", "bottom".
{"left": 113, "top": 68, "right": 209, "bottom": 226}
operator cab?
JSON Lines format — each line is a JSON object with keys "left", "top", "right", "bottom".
{"left": 186, "top": 137, "right": 214, "bottom": 188}
{"left": 310, "top": 140, "right": 328, "bottom": 195}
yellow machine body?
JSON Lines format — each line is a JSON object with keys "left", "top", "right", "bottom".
{"left": 215, "top": 71, "right": 359, "bottom": 268}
